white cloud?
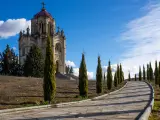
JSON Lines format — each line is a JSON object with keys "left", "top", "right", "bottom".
{"left": 12, "top": 47, "right": 16, "bottom": 51}
{"left": 0, "top": 18, "right": 31, "bottom": 39}
{"left": 65, "top": 60, "right": 76, "bottom": 67}
{"left": 65, "top": 60, "right": 94, "bottom": 79}
{"left": 73, "top": 68, "right": 94, "bottom": 79}
{"left": 87, "top": 71, "right": 94, "bottom": 79}
{"left": 73, "top": 68, "right": 79, "bottom": 76}
{"left": 102, "top": 64, "right": 117, "bottom": 73}
{"left": 120, "top": 2, "right": 160, "bottom": 78}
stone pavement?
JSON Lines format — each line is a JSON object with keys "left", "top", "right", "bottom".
{"left": 1, "top": 81, "right": 151, "bottom": 120}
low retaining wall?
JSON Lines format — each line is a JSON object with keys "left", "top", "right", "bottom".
{"left": 138, "top": 81, "right": 154, "bottom": 120}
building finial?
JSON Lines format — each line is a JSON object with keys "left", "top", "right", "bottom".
{"left": 61, "top": 29, "right": 64, "bottom": 36}
{"left": 57, "top": 26, "right": 60, "bottom": 32}
{"left": 26, "top": 26, "right": 30, "bottom": 36}
{"left": 41, "top": 2, "right": 46, "bottom": 10}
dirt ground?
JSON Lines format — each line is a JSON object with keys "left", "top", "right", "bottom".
{"left": 0, "top": 75, "right": 125, "bottom": 110}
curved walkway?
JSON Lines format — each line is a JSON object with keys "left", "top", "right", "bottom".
{"left": 1, "top": 81, "right": 151, "bottom": 120}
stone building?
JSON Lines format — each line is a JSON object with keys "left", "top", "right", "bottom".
{"left": 18, "top": 3, "right": 66, "bottom": 74}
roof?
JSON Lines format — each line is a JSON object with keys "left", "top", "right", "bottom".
{"left": 34, "top": 8, "right": 52, "bottom": 19}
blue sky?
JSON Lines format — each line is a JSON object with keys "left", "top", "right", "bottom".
{"left": 0, "top": 0, "right": 160, "bottom": 79}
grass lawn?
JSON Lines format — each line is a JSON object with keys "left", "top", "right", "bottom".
{"left": 149, "top": 81, "right": 160, "bottom": 120}
{"left": 0, "top": 75, "right": 126, "bottom": 110}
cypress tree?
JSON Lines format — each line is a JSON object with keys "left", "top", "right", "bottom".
{"left": 147, "top": 64, "right": 150, "bottom": 80}
{"left": 143, "top": 65, "right": 146, "bottom": 80}
{"left": 103, "top": 73, "right": 106, "bottom": 86}
{"left": 128, "top": 72, "right": 131, "bottom": 81}
{"left": 114, "top": 72, "right": 118, "bottom": 87}
{"left": 79, "top": 53, "right": 88, "bottom": 97}
{"left": 154, "top": 60, "right": 158, "bottom": 85}
{"left": 120, "top": 64, "right": 123, "bottom": 83}
{"left": 149, "top": 62, "right": 153, "bottom": 80}
{"left": 69, "top": 66, "right": 74, "bottom": 75}
{"left": 43, "top": 35, "right": 56, "bottom": 103}
{"left": 107, "top": 60, "right": 112, "bottom": 90}
{"left": 122, "top": 70, "right": 124, "bottom": 82}
{"left": 139, "top": 66, "right": 142, "bottom": 81}
{"left": 122, "top": 64, "right": 124, "bottom": 82}
{"left": 158, "top": 62, "right": 160, "bottom": 87}
{"left": 96, "top": 56, "right": 103, "bottom": 93}
{"left": 116, "top": 64, "right": 120, "bottom": 84}
{"left": 135, "top": 74, "right": 137, "bottom": 81}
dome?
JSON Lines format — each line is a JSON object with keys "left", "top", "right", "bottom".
{"left": 34, "top": 9, "right": 52, "bottom": 19}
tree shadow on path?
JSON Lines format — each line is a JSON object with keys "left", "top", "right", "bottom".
{"left": 17, "top": 109, "right": 143, "bottom": 120}
{"left": 61, "top": 100, "right": 148, "bottom": 108}
{"left": 105, "top": 93, "right": 150, "bottom": 100}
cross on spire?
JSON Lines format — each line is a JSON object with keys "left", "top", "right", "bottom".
{"left": 41, "top": 2, "right": 46, "bottom": 9}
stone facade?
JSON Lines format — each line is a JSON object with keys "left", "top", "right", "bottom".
{"left": 19, "top": 6, "right": 66, "bottom": 74}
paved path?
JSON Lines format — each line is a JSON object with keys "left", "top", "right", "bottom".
{"left": 1, "top": 81, "right": 151, "bottom": 120}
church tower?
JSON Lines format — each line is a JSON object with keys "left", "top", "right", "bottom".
{"left": 19, "top": 2, "right": 66, "bottom": 74}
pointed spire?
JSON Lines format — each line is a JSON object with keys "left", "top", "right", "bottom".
{"left": 61, "top": 29, "right": 64, "bottom": 36}
{"left": 19, "top": 30, "right": 22, "bottom": 37}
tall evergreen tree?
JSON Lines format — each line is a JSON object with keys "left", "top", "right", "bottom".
{"left": 122, "top": 70, "right": 124, "bottom": 82}
{"left": 149, "top": 62, "right": 153, "bottom": 80}
{"left": 120, "top": 64, "right": 123, "bottom": 83}
{"left": 65, "top": 66, "right": 67, "bottom": 74}
{"left": 114, "top": 72, "right": 118, "bottom": 87}
{"left": 158, "top": 62, "right": 160, "bottom": 87}
{"left": 0, "top": 44, "right": 19, "bottom": 75}
{"left": 116, "top": 64, "right": 120, "bottom": 84}
{"left": 143, "top": 65, "right": 146, "bottom": 80}
{"left": 135, "top": 74, "right": 137, "bottom": 81}
{"left": 147, "top": 64, "right": 150, "bottom": 80}
{"left": 9, "top": 49, "right": 18, "bottom": 74}
{"left": 155, "top": 60, "right": 158, "bottom": 85}
{"left": 79, "top": 53, "right": 88, "bottom": 97}
{"left": 139, "top": 66, "right": 142, "bottom": 81}
{"left": 96, "top": 56, "right": 103, "bottom": 93}
{"left": 43, "top": 35, "right": 56, "bottom": 103}
{"left": 24, "top": 45, "right": 44, "bottom": 77}
{"left": 107, "top": 60, "right": 112, "bottom": 90}
{"left": 103, "top": 72, "right": 106, "bottom": 85}
{"left": 65, "top": 65, "right": 70, "bottom": 74}
{"left": 1, "top": 45, "right": 11, "bottom": 74}
{"left": 128, "top": 72, "right": 131, "bottom": 81}
{"left": 9, "top": 49, "right": 22, "bottom": 76}
{"left": 69, "top": 66, "right": 74, "bottom": 74}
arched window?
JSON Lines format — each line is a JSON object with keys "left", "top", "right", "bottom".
{"left": 55, "top": 43, "right": 61, "bottom": 53}
{"left": 48, "top": 23, "right": 52, "bottom": 35}
{"left": 39, "top": 22, "right": 44, "bottom": 33}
